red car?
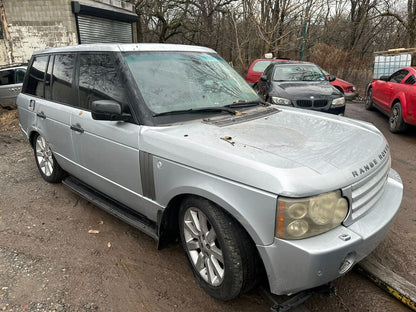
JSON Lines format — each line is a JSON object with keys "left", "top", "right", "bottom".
{"left": 319, "top": 68, "right": 357, "bottom": 100}
{"left": 246, "top": 58, "right": 289, "bottom": 87}
{"left": 247, "top": 59, "right": 357, "bottom": 100}
{"left": 366, "top": 66, "right": 416, "bottom": 132}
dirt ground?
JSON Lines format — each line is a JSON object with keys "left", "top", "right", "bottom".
{"left": 0, "top": 103, "right": 414, "bottom": 312}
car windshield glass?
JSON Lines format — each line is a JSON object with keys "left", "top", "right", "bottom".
{"left": 273, "top": 64, "right": 326, "bottom": 81}
{"left": 124, "top": 52, "right": 259, "bottom": 114}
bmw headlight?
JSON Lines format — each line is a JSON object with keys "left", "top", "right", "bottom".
{"left": 276, "top": 190, "right": 348, "bottom": 239}
{"left": 331, "top": 97, "right": 345, "bottom": 107}
{"left": 271, "top": 97, "right": 292, "bottom": 106}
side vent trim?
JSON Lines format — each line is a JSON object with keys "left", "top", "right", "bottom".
{"left": 140, "top": 151, "right": 156, "bottom": 200}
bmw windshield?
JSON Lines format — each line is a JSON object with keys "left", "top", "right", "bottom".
{"left": 273, "top": 64, "right": 326, "bottom": 82}
{"left": 124, "top": 52, "right": 260, "bottom": 115}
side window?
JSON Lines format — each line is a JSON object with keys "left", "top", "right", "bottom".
{"left": 0, "top": 70, "right": 15, "bottom": 85}
{"left": 389, "top": 70, "right": 409, "bottom": 83}
{"left": 15, "top": 69, "right": 26, "bottom": 83}
{"left": 79, "top": 53, "right": 127, "bottom": 110}
{"left": 51, "top": 54, "right": 75, "bottom": 105}
{"left": 404, "top": 75, "right": 416, "bottom": 85}
{"left": 24, "top": 55, "right": 49, "bottom": 97}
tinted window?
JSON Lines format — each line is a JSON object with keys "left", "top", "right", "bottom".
{"left": 404, "top": 75, "right": 416, "bottom": 85}
{"left": 51, "top": 54, "right": 75, "bottom": 105}
{"left": 0, "top": 70, "right": 15, "bottom": 85}
{"left": 389, "top": 69, "right": 409, "bottom": 83}
{"left": 15, "top": 69, "right": 26, "bottom": 83}
{"left": 79, "top": 53, "right": 126, "bottom": 110}
{"left": 252, "top": 60, "right": 273, "bottom": 73}
{"left": 25, "top": 56, "right": 49, "bottom": 97}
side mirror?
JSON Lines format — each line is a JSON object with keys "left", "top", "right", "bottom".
{"left": 260, "top": 74, "right": 267, "bottom": 81}
{"left": 327, "top": 75, "right": 336, "bottom": 82}
{"left": 91, "top": 100, "right": 130, "bottom": 121}
{"left": 379, "top": 75, "right": 390, "bottom": 81}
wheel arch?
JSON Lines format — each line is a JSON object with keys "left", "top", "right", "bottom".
{"left": 28, "top": 129, "right": 40, "bottom": 148}
{"left": 157, "top": 191, "right": 267, "bottom": 286}
{"left": 392, "top": 93, "right": 409, "bottom": 121}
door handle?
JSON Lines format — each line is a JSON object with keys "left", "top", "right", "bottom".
{"left": 36, "top": 111, "right": 46, "bottom": 119}
{"left": 70, "top": 124, "right": 84, "bottom": 133}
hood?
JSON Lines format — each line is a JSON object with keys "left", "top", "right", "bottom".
{"left": 271, "top": 81, "right": 342, "bottom": 98}
{"left": 140, "top": 107, "right": 388, "bottom": 197}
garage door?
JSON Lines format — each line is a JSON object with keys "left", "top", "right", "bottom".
{"left": 77, "top": 15, "right": 133, "bottom": 44}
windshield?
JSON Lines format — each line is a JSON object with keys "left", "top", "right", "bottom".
{"left": 124, "top": 52, "right": 259, "bottom": 114}
{"left": 273, "top": 64, "right": 326, "bottom": 82}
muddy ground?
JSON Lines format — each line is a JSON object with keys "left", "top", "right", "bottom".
{"left": 0, "top": 103, "right": 414, "bottom": 312}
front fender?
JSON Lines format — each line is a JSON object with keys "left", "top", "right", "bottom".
{"left": 153, "top": 156, "right": 277, "bottom": 245}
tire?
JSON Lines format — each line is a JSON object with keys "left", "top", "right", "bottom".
{"left": 179, "top": 197, "right": 260, "bottom": 301}
{"left": 365, "top": 88, "right": 374, "bottom": 110}
{"left": 389, "top": 102, "right": 408, "bottom": 133}
{"left": 33, "top": 133, "right": 66, "bottom": 183}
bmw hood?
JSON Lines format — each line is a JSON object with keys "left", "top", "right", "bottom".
{"left": 271, "top": 81, "right": 342, "bottom": 98}
{"left": 140, "top": 108, "right": 389, "bottom": 196}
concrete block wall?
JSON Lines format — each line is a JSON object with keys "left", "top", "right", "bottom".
{"left": 0, "top": 0, "right": 135, "bottom": 65}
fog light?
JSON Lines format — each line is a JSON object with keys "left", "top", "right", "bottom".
{"left": 339, "top": 252, "right": 356, "bottom": 274}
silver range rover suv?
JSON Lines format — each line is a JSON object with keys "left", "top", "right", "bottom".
{"left": 17, "top": 44, "right": 403, "bottom": 301}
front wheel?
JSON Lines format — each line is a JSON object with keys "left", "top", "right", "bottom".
{"left": 389, "top": 102, "right": 408, "bottom": 133}
{"left": 33, "top": 133, "right": 66, "bottom": 183}
{"left": 179, "top": 197, "right": 260, "bottom": 301}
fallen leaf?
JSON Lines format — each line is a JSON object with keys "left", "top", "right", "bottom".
{"left": 98, "top": 221, "right": 104, "bottom": 225}
{"left": 107, "top": 242, "right": 112, "bottom": 248}
{"left": 88, "top": 230, "right": 100, "bottom": 234}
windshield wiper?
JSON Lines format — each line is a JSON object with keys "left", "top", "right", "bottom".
{"left": 225, "top": 100, "right": 268, "bottom": 108}
{"left": 153, "top": 106, "right": 238, "bottom": 117}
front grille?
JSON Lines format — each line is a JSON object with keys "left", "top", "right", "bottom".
{"left": 295, "top": 99, "right": 328, "bottom": 108}
{"left": 314, "top": 100, "right": 328, "bottom": 107}
{"left": 297, "top": 100, "right": 312, "bottom": 107}
{"left": 344, "top": 158, "right": 390, "bottom": 224}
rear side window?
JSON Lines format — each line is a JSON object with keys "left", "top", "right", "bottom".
{"left": 24, "top": 56, "right": 49, "bottom": 97}
{"left": 389, "top": 69, "right": 409, "bottom": 83}
{"left": 252, "top": 60, "right": 273, "bottom": 73}
{"left": 15, "top": 69, "right": 26, "bottom": 83}
{"left": 0, "top": 69, "right": 15, "bottom": 85}
{"left": 404, "top": 75, "right": 416, "bottom": 85}
{"left": 78, "top": 53, "right": 126, "bottom": 110}
{"left": 51, "top": 54, "right": 75, "bottom": 105}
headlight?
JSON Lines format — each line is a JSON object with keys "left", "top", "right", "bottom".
{"left": 271, "top": 96, "right": 291, "bottom": 105}
{"left": 276, "top": 190, "right": 348, "bottom": 239}
{"left": 331, "top": 97, "right": 345, "bottom": 107}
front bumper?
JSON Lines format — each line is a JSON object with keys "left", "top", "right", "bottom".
{"left": 344, "top": 92, "right": 358, "bottom": 101}
{"left": 257, "top": 169, "right": 403, "bottom": 295}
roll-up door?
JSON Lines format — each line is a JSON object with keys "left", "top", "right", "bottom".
{"left": 77, "top": 15, "right": 133, "bottom": 43}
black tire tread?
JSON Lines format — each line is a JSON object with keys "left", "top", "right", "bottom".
{"left": 33, "top": 133, "right": 66, "bottom": 183}
{"left": 389, "top": 102, "right": 408, "bottom": 133}
{"left": 179, "top": 196, "right": 261, "bottom": 301}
